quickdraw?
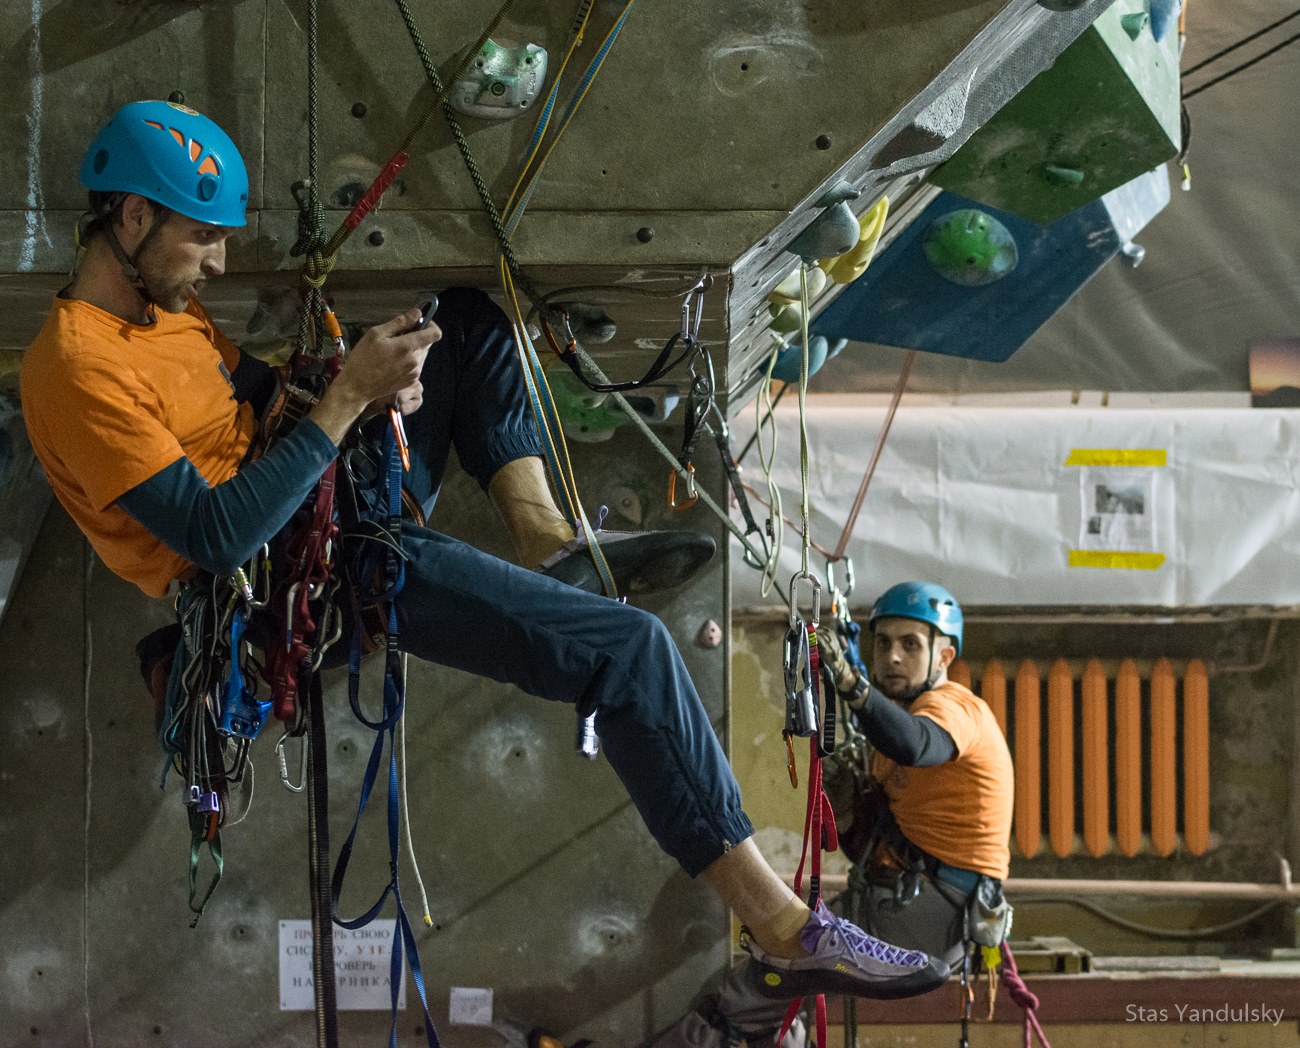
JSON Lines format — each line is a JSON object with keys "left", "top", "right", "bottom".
{"left": 157, "top": 563, "right": 270, "bottom": 924}
{"left": 774, "top": 574, "right": 840, "bottom": 1048}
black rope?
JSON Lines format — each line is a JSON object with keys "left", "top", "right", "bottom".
{"left": 291, "top": 0, "right": 326, "bottom": 355}
{"left": 1181, "top": 8, "right": 1300, "bottom": 76}
{"left": 1183, "top": 29, "right": 1300, "bottom": 99}
{"left": 307, "top": 673, "right": 340, "bottom": 1048}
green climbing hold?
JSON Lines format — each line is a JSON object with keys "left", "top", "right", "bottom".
{"left": 922, "top": 208, "right": 1019, "bottom": 287}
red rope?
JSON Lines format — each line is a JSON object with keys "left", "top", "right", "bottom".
{"left": 777, "top": 638, "right": 838, "bottom": 1048}
{"left": 999, "top": 942, "right": 1052, "bottom": 1048}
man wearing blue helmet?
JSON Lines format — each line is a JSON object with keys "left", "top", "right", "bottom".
{"left": 818, "top": 582, "right": 1014, "bottom": 969}
{"left": 22, "top": 102, "right": 950, "bottom": 1010}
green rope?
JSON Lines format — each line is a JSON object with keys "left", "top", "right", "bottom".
{"left": 292, "top": 0, "right": 326, "bottom": 354}
{"left": 392, "top": 0, "right": 540, "bottom": 304}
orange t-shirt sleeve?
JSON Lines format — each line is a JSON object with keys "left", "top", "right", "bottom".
{"left": 201, "top": 303, "right": 243, "bottom": 373}
{"left": 50, "top": 354, "right": 187, "bottom": 512}
{"left": 911, "top": 686, "right": 984, "bottom": 756}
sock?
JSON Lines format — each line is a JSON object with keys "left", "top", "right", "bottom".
{"left": 750, "top": 896, "right": 812, "bottom": 959}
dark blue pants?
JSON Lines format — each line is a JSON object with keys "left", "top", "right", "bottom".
{"left": 389, "top": 288, "right": 753, "bottom": 876}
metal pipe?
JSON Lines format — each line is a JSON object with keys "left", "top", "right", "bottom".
{"left": 736, "top": 607, "right": 1300, "bottom": 625}
{"left": 801, "top": 872, "right": 1300, "bottom": 900}
{"left": 1006, "top": 878, "right": 1300, "bottom": 900}
{"left": 1214, "top": 617, "right": 1280, "bottom": 673}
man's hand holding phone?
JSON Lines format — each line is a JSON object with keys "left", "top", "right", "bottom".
{"left": 309, "top": 297, "right": 442, "bottom": 448}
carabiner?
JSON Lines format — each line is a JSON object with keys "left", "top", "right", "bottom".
{"left": 783, "top": 623, "right": 817, "bottom": 739}
{"left": 788, "top": 570, "right": 822, "bottom": 629}
{"left": 230, "top": 566, "right": 255, "bottom": 605}
{"left": 680, "top": 274, "right": 712, "bottom": 346}
{"left": 668, "top": 464, "right": 698, "bottom": 510}
{"left": 276, "top": 732, "right": 307, "bottom": 794}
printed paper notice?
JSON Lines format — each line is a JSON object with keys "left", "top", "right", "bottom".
{"left": 1077, "top": 467, "right": 1156, "bottom": 551}
{"left": 279, "top": 920, "right": 408, "bottom": 1011}
{"left": 449, "top": 986, "right": 495, "bottom": 1026}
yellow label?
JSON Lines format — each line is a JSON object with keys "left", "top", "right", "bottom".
{"left": 764, "top": 973, "right": 782, "bottom": 987}
{"left": 1063, "top": 449, "right": 1166, "bottom": 467}
{"left": 1068, "top": 550, "right": 1166, "bottom": 570}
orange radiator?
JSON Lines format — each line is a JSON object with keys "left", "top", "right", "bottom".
{"left": 950, "top": 656, "right": 1212, "bottom": 859}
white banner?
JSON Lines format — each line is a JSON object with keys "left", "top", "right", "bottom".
{"left": 729, "top": 402, "right": 1300, "bottom": 608}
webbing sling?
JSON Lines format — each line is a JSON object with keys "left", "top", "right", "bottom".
{"left": 330, "top": 426, "right": 441, "bottom": 1048}
{"left": 777, "top": 633, "right": 839, "bottom": 1048}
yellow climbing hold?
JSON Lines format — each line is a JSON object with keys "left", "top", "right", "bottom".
{"left": 768, "top": 265, "right": 827, "bottom": 306}
{"left": 768, "top": 301, "right": 806, "bottom": 334}
{"left": 820, "top": 195, "right": 889, "bottom": 285}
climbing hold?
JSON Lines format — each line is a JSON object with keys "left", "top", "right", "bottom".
{"left": 768, "top": 266, "right": 827, "bottom": 306}
{"left": 558, "top": 303, "right": 617, "bottom": 344}
{"left": 547, "top": 370, "right": 625, "bottom": 442}
{"left": 1043, "top": 163, "right": 1086, "bottom": 187}
{"left": 922, "top": 208, "right": 1019, "bottom": 287}
{"left": 1149, "top": 0, "right": 1181, "bottom": 42}
{"left": 825, "top": 337, "right": 849, "bottom": 361}
{"left": 768, "top": 301, "right": 806, "bottom": 335}
{"left": 696, "top": 620, "right": 723, "bottom": 649}
{"left": 1121, "top": 12, "right": 1149, "bottom": 40}
{"left": 448, "top": 40, "right": 548, "bottom": 120}
{"left": 608, "top": 486, "right": 644, "bottom": 526}
{"left": 786, "top": 180, "right": 861, "bottom": 262}
{"left": 820, "top": 195, "right": 890, "bottom": 285}
{"left": 768, "top": 336, "right": 829, "bottom": 384}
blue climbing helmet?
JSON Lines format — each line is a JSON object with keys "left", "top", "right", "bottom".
{"left": 868, "top": 581, "right": 964, "bottom": 656}
{"left": 80, "top": 100, "right": 248, "bottom": 227}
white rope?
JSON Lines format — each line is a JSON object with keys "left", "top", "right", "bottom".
{"left": 756, "top": 346, "right": 784, "bottom": 597}
{"left": 397, "top": 654, "right": 433, "bottom": 926}
{"left": 797, "top": 265, "right": 813, "bottom": 579}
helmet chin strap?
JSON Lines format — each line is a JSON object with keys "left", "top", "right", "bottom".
{"left": 102, "top": 203, "right": 171, "bottom": 309}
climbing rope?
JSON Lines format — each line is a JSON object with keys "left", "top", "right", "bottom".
{"left": 999, "top": 942, "right": 1052, "bottom": 1048}
{"left": 827, "top": 349, "right": 916, "bottom": 564}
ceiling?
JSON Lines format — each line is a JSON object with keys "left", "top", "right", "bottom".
{"left": 811, "top": 0, "right": 1299, "bottom": 399}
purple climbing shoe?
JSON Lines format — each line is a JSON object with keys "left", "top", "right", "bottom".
{"left": 744, "top": 901, "right": 950, "bottom": 1001}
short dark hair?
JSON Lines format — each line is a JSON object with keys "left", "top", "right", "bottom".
{"left": 80, "top": 190, "right": 169, "bottom": 244}
{"left": 80, "top": 190, "right": 127, "bottom": 242}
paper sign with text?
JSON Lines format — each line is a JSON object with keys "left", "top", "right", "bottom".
{"left": 279, "top": 920, "right": 408, "bottom": 1011}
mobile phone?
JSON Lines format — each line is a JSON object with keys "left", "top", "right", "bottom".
{"left": 407, "top": 295, "right": 439, "bottom": 333}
